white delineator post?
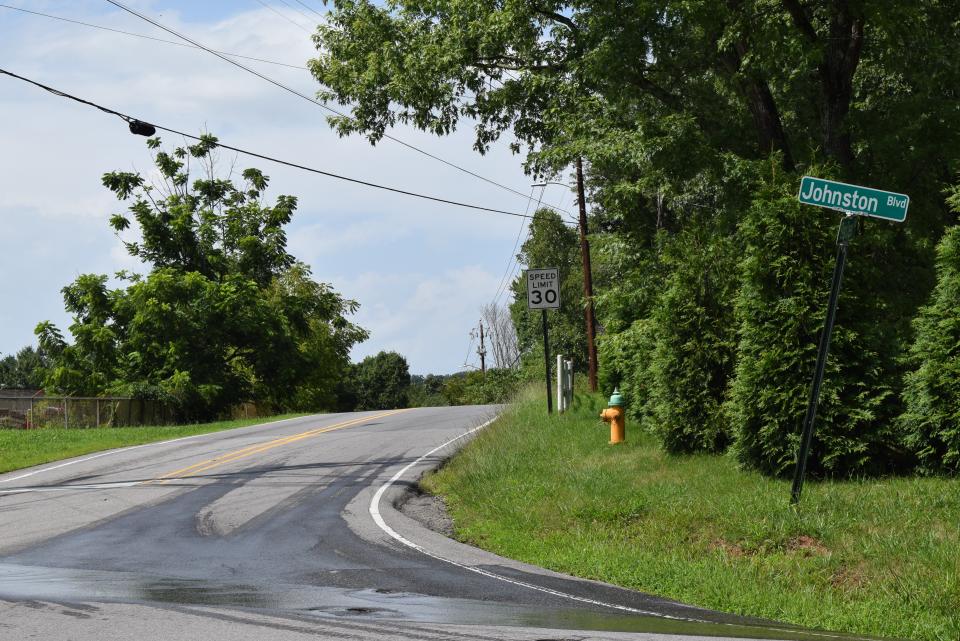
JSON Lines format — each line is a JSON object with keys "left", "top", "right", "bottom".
{"left": 556, "top": 356, "right": 575, "bottom": 413}
{"left": 557, "top": 354, "right": 565, "bottom": 412}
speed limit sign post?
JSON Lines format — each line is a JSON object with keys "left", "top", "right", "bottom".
{"left": 526, "top": 268, "right": 561, "bottom": 414}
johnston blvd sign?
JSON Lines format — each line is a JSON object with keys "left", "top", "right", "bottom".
{"left": 526, "top": 268, "right": 560, "bottom": 310}
{"left": 798, "top": 176, "right": 909, "bottom": 222}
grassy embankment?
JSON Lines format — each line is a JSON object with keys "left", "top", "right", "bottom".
{"left": 0, "top": 414, "right": 307, "bottom": 474}
{"left": 422, "top": 388, "right": 960, "bottom": 641}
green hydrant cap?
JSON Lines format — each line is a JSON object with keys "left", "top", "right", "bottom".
{"left": 608, "top": 388, "right": 624, "bottom": 407}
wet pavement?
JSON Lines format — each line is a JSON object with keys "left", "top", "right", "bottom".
{"left": 0, "top": 408, "right": 884, "bottom": 640}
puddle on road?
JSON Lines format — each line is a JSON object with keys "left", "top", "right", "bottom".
{"left": 0, "top": 563, "right": 878, "bottom": 640}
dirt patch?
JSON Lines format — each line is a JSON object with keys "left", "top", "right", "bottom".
{"left": 830, "top": 562, "right": 868, "bottom": 592}
{"left": 709, "top": 538, "right": 747, "bottom": 558}
{"left": 398, "top": 486, "right": 455, "bottom": 537}
{"left": 787, "top": 535, "right": 829, "bottom": 557}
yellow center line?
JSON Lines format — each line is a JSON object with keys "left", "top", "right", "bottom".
{"left": 145, "top": 409, "right": 409, "bottom": 484}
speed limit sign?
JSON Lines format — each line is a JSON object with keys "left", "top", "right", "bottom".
{"left": 526, "top": 268, "right": 561, "bottom": 310}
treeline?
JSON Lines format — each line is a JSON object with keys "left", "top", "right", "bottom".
{"left": 0, "top": 346, "right": 45, "bottom": 390}
{"left": 327, "top": 351, "right": 521, "bottom": 411}
{"left": 309, "top": 1, "right": 960, "bottom": 477}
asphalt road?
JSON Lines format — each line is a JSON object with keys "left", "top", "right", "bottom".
{"left": 0, "top": 407, "right": 872, "bottom": 641}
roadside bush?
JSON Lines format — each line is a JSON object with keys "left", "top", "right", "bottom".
{"left": 597, "top": 318, "right": 656, "bottom": 430}
{"left": 900, "top": 216, "right": 960, "bottom": 474}
{"left": 442, "top": 368, "right": 521, "bottom": 405}
{"left": 647, "top": 227, "right": 738, "bottom": 453}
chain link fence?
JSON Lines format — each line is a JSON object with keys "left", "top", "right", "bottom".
{"left": 0, "top": 397, "right": 175, "bottom": 429}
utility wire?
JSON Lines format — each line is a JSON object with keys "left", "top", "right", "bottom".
{"left": 274, "top": 0, "right": 317, "bottom": 25}
{"left": 462, "top": 331, "right": 476, "bottom": 368}
{"left": 492, "top": 185, "right": 546, "bottom": 306}
{"left": 490, "top": 186, "right": 540, "bottom": 307}
{"left": 3, "top": 2, "right": 569, "bottom": 216}
{"left": 104, "top": 0, "right": 573, "bottom": 219}
{"left": 2, "top": 4, "right": 495, "bottom": 109}
{"left": 252, "top": 0, "right": 311, "bottom": 33}
{"left": 291, "top": 0, "right": 325, "bottom": 18}
{"left": 0, "top": 4, "right": 306, "bottom": 70}
{"left": 0, "top": 67, "right": 543, "bottom": 221}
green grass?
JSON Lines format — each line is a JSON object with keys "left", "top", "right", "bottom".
{"left": 423, "top": 388, "right": 960, "bottom": 641}
{"left": 0, "top": 413, "right": 307, "bottom": 474}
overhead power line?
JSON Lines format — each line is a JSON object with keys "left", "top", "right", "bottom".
{"left": 103, "top": 0, "right": 573, "bottom": 219}
{"left": 0, "top": 67, "right": 545, "bottom": 221}
{"left": 274, "top": 0, "right": 317, "bottom": 26}
{"left": 0, "top": 4, "right": 305, "bottom": 70}
{"left": 489, "top": 186, "right": 540, "bottom": 307}
{"left": 291, "top": 0, "right": 325, "bottom": 19}
{"left": 252, "top": 0, "right": 311, "bottom": 33}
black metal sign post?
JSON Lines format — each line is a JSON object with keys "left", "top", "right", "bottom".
{"left": 790, "top": 214, "right": 858, "bottom": 505}
{"left": 542, "top": 309, "right": 553, "bottom": 414}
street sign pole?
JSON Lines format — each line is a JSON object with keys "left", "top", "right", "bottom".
{"left": 790, "top": 214, "right": 858, "bottom": 505}
{"left": 542, "top": 309, "right": 553, "bottom": 414}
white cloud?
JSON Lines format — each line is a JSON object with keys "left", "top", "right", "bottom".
{"left": 0, "top": 1, "right": 551, "bottom": 373}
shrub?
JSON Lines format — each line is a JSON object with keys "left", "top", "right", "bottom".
{"left": 647, "top": 227, "right": 738, "bottom": 453}
{"left": 900, "top": 219, "right": 960, "bottom": 474}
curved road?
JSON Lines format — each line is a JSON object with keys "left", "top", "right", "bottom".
{"left": 0, "top": 407, "right": 868, "bottom": 641}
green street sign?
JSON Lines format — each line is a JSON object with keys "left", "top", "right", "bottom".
{"left": 798, "top": 176, "right": 909, "bottom": 222}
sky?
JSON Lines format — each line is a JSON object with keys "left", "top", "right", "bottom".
{"left": 0, "top": 0, "right": 576, "bottom": 374}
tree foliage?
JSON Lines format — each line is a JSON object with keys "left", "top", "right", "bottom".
{"left": 0, "top": 346, "right": 47, "bottom": 390}
{"left": 346, "top": 351, "right": 411, "bottom": 410}
{"left": 310, "top": 1, "right": 960, "bottom": 476}
{"left": 408, "top": 373, "right": 449, "bottom": 407}
{"left": 900, "top": 186, "right": 960, "bottom": 475}
{"left": 37, "top": 136, "right": 367, "bottom": 419}
{"left": 647, "top": 227, "right": 739, "bottom": 454}
{"left": 442, "top": 369, "right": 522, "bottom": 406}
{"left": 508, "top": 208, "right": 586, "bottom": 371}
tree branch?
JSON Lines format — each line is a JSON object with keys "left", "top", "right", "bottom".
{"left": 781, "top": 0, "right": 818, "bottom": 42}
{"left": 532, "top": 6, "right": 580, "bottom": 35}
{"left": 719, "top": 43, "right": 795, "bottom": 170}
{"left": 473, "top": 60, "right": 565, "bottom": 73}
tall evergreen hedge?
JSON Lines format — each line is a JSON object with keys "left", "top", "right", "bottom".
{"left": 727, "top": 179, "right": 899, "bottom": 477}
{"left": 900, "top": 214, "right": 960, "bottom": 474}
{"left": 647, "top": 228, "right": 738, "bottom": 453}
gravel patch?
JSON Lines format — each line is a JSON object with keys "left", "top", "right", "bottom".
{"left": 398, "top": 486, "right": 455, "bottom": 537}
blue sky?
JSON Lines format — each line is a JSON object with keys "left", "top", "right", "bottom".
{"left": 0, "top": 1, "right": 575, "bottom": 374}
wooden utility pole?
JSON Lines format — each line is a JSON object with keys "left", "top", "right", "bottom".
{"left": 477, "top": 320, "right": 487, "bottom": 375}
{"left": 575, "top": 157, "right": 598, "bottom": 392}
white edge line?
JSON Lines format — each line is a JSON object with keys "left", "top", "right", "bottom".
{"left": 0, "top": 414, "right": 317, "bottom": 485}
{"left": 368, "top": 416, "right": 686, "bottom": 620}
{"left": 368, "top": 416, "right": 872, "bottom": 640}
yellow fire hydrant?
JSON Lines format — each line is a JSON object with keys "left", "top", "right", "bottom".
{"left": 600, "top": 388, "right": 625, "bottom": 444}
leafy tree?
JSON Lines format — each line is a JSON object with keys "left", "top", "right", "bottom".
{"left": 37, "top": 136, "right": 367, "bottom": 419}
{"left": 508, "top": 208, "right": 586, "bottom": 372}
{"left": 310, "top": 1, "right": 960, "bottom": 193}
{"left": 350, "top": 351, "right": 411, "bottom": 410}
{"left": 899, "top": 186, "right": 960, "bottom": 475}
{"left": 408, "top": 374, "right": 449, "bottom": 407}
{"left": 726, "top": 175, "right": 902, "bottom": 477}
{"left": 0, "top": 346, "right": 47, "bottom": 390}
